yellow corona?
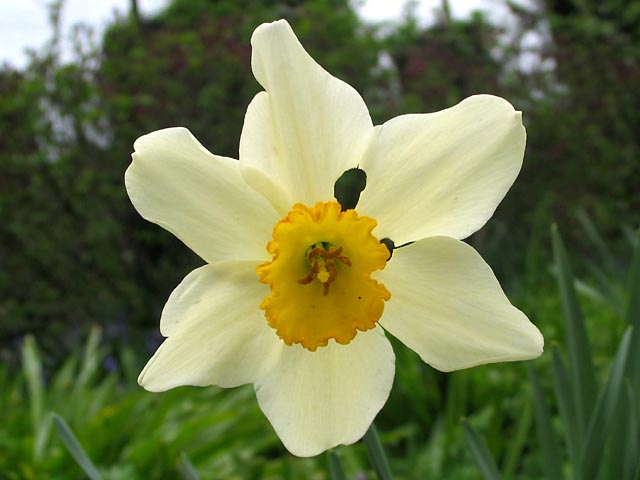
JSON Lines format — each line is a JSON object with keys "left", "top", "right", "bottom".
{"left": 257, "top": 201, "right": 391, "bottom": 351}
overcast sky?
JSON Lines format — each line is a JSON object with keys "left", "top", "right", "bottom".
{"left": 0, "top": 0, "right": 513, "bottom": 69}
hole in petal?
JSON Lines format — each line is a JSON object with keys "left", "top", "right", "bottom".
{"left": 334, "top": 168, "right": 367, "bottom": 211}
{"left": 380, "top": 238, "right": 395, "bottom": 260}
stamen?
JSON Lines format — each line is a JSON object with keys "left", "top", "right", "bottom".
{"left": 297, "top": 244, "right": 351, "bottom": 295}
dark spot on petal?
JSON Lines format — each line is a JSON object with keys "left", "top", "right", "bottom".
{"left": 380, "top": 238, "right": 395, "bottom": 260}
{"left": 334, "top": 168, "right": 366, "bottom": 211}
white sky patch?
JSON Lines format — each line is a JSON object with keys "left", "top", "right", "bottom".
{"left": 0, "top": 0, "right": 165, "bottom": 68}
{"left": 0, "top": 0, "right": 518, "bottom": 69}
{"left": 358, "top": 0, "right": 512, "bottom": 24}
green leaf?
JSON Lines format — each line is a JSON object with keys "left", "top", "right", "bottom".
{"left": 327, "top": 450, "right": 347, "bottom": 480}
{"left": 576, "top": 209, "right": 618, "bottom": 273}
{"left": 76, "top": 325, "right": 102, "bottom": 388}
{"left": 362, "top": 423, "right": 394, "bottom": 480}
{"left": 551, "top": 224, "right": 597, "bottom": 436}
{"left": 627, "top": 229, "right": 640, "bottom": 328}
{"left": 21, "top": 335, "right": 47, "bottom": 461}
{"left": 604, "top": 380, "right": 639, "bottom": 480}
{"left": 528, "top": 364, "right": 563, "bottom": 480}
{"left": 622, "top": 383, "right": 639, "bottom": 480}
{"left": 52, "top": 413, "right": 102, "bottom": 480}
{"left": 582, "top": 262, "right": 625, "bottom": 316}
{"left": 551, "top": 347, "right": 580, "bottom": 474}
{"left": 502, "top": 392, "right": 532, "bottom": 479}
{"left": 178, "top": 452, "right": 200, "bottom": 480}
{"left": 580, "top": 327, "right": 633, "bottom": 479}
{"left": 625, "top": 229, "right": 640, "bottom": 388}
{"left": 462, "top": 419, "right": 501, "bottom": 480}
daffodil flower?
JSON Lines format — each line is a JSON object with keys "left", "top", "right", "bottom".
{"left": 125, "top": 19, "right": 543, "bottom": 457}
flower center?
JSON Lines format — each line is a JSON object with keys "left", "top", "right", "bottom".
{"left": 256, "top": 201, "right": 391, "bottom": 351}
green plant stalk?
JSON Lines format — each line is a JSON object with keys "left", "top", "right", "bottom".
{"left": 528, "top": 364, "right": 563, "bottom": 480}
{"left": 551, "top": 225, "right": 597, "bottom": 437}
{"left": 502, "top": 394, "right": 533, "bottom": 478}
{"left": 580, "top": 327, "right": 633, "bottom": 479}
{"left": 327, "top": 450, "right": 347, "bottom": 480}
{"left": 363, "top": 423, "right": 394, "bottom": 480}
{"left": 52, "top": 413, "right": 102, "bottom": 480}
{"left": 624, "top": 229, "right": 640, "bottom": 388}
{"left": 462, "top": 420, "right": 501, "bottom": 480}
{"left": 550, "top": 347, "right": 581, "bottom": 477}
{"left": 179, "top": 452, "right": 200, "bottom": 480}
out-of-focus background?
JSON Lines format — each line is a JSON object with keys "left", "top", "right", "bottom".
{"left": 1, "top": 0, "right": 638, "bottom": 478}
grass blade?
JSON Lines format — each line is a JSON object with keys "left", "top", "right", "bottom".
{"left": 362, "top": 423, "right": 393, "bottom": 480}
{"left": 77, "top": 326, "right": 102, "bottom": 388}
{"left": 551, "top": 225, "right": 597, "bottom": 436}
{"left": 575, "top": 209, "right": 618, "bottom": 272}
{"left": 528, "top": 364, "right": 563, "bottom": 480}
{"left": 551, "top": 347, "right": 580, "bottom": 476}
{"left": 622, "top": 382, "right": 639, "bottom": 480}
{"left": 625, "top": 230, "right": 640, "bottom": 388}
{"left": 462, "top": 419, "right": 501, "bottom": 480}
{"left": 21, "top": 335, "right": 47, "bottom": 461}
{"left": 580, "top": 327, "right": 633, "bottom": 479}
{"left": 604, "top": 380, "right": 639, "bottom": 480}
{"left": 502, "top": 394, "right": 532, "bottom": 478}
{"left": 52, "top": 413, "right": 102, "bottom": 480}
{"left": 327, "top": 450, "right": 347, "bottom": 480}
{"left": 178, "top": 452, "right": 200, "bottom": 480}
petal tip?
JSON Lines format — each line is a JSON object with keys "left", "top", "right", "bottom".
{"left": 251, "top": 19, "right": 292, "bottom": 46}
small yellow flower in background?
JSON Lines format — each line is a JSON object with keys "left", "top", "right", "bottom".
{"left": 125, "top": 19, "right": 543, "bottom": 457}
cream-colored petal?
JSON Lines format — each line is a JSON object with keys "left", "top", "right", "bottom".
{"left": 126, "top": 127, "right": 279, "bottom": 264}
{"left": 254, "top": 327, "right": 395, "bottom": 457}
{"left": 358, "top": 95, "right": 526, "bottom": 244}
{"left": 240, "top": 20, "right": 374, "bottom": 209}
{"left": 378, "top": 237, "right": 543, "bottom": 372}
{"left": 138, "top": 261, "right": 284, "bottom": 391}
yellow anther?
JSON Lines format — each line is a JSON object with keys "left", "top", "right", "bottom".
{"left": 317, "top": 264, "right": 330, "bottom": 283}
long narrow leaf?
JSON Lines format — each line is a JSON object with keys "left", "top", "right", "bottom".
{"left": 580, "top": 327, "right": 633, "bottom": 479}
{"left": 52, "top": 413, "right": 102, "bottom": 480}
{"left": 178, "top": 452, "right": 200, "bottom": 480}
{"left": 22, "top": 335, "right": 46, "bottom": 461}
{"left": 462, "top": 420, "right": 501, "bottom": 480}
{"left": 584, "top": 261, "right": 625, "bottom": 316}
{"left": 362, "top": 424, "right": 393, "bottom": 480}
{"left": 502, "top": 394, "right": 532, "bottom": 479}
{"left": 625, "top": 230, "right": 640, "bottom": 387}
{"left": 77, "top": 326, "right": 102, "bottom": 388}
{"left": 327, "top": 450, "right": 347, "bottom": 480}
{"left": 528, "top": 364, "right": 563, "bottom": 480}
{"left": 551, "top": 225, "right": 597, "bottom": 436}
{"left": 551, "top": 347, "right": 580, "bottom": 476}
{"left": 622, "top": 383, "right": 639, "bottom": 480}
{"left": 575, "top": 209, "right": 618, "bottom": 273}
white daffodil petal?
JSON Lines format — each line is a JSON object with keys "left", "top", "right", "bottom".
{"left": 138, "top": 261, "right": 284, "bottom": 391}
{"left": 239, "top": 92, "right": 296, "bottom": 215}
{"left": 126, "top": 127, "right": 279, "bottom": 264}
{"left": 241, "top": 20, "right": 374, "bottom": 207}
{"left": 254, "top": 327, "right": 395, "bottom": 457}
{"left": 358, "top": 95, "right": 526, "bottom": 244}
{"left": 378, "top": 237, "right": 543, "bottom": 372}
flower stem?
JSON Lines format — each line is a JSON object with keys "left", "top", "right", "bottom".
{"left": 327, "top": 449, "right": 347, "bottom": 480}
{"left": 363, "top": 423, "right": 393, "bottom": 480}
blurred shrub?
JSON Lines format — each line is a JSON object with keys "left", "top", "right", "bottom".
{"left": 0, "top": 0, "right": 382, "bottom": 354}
{"left": 0, "top": 0, "right": 638, "bottom": 355}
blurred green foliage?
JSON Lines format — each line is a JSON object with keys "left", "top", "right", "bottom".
{"left": 1, "top": 0, "right": 638, "bottom": 348}
{"left": 1, "top": 0, "right": 639, "bottom": 477}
